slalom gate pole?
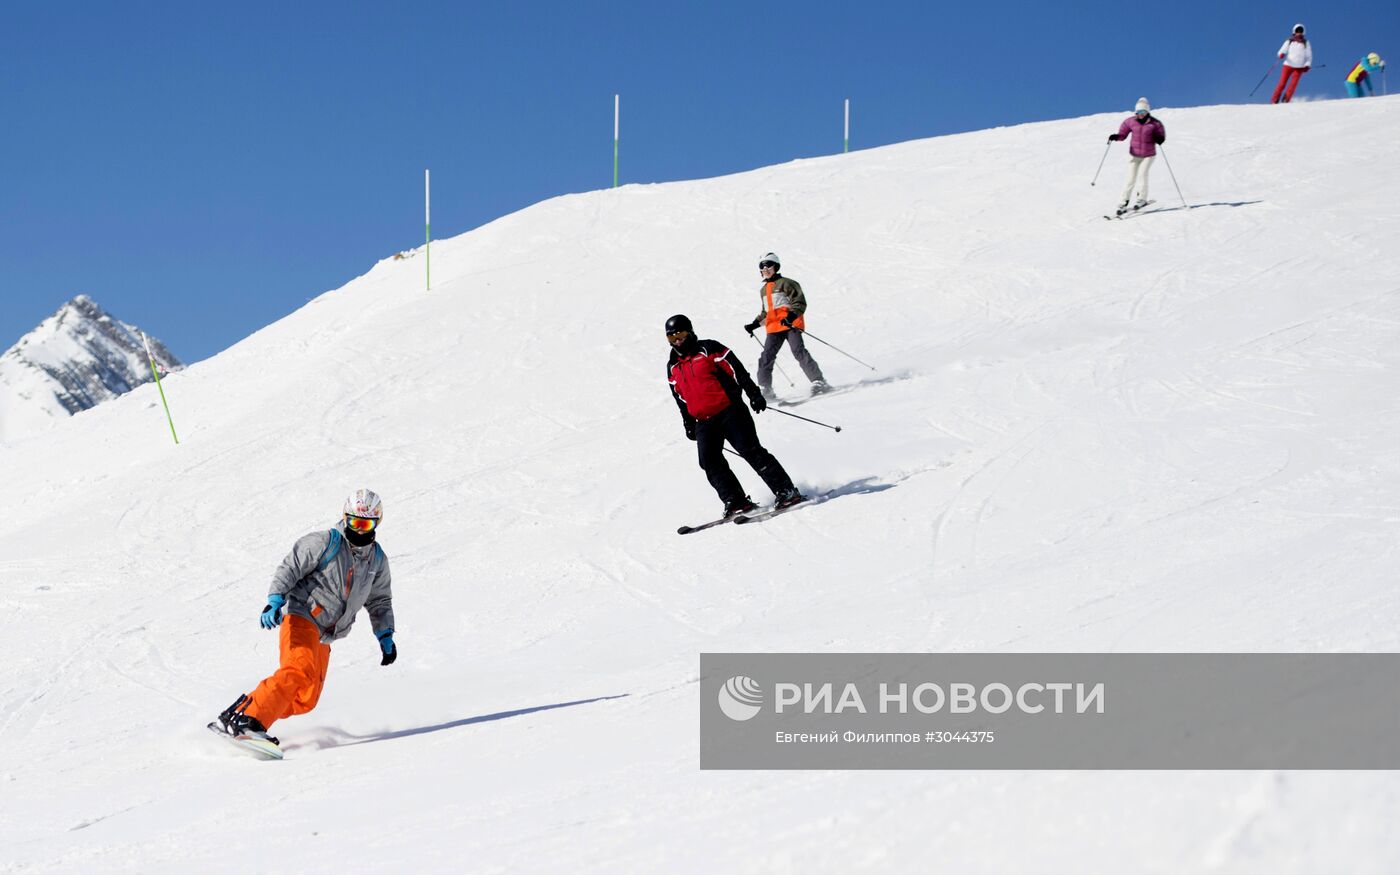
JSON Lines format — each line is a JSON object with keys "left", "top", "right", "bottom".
{"left": 140, "top": 331, "right": 179, "bottom": 445}
{"left": 844, "top": 98, "right": 850, "bottom": 153}
{"left": 1157, "top": 145, "right": 1187, "bottom": 208}
{"left": 613, "top": 94, "right": 620, "bottom": 188}
{"left": 749, "top": 332, "right": 795, "bottom": 387}
{"left": 1250, "top": 62, "right": 1278, "bottom": 97}
{"left": 1091, "top": 141, "right": 1112, "bottom": 186}
{"left": 773, "top": 407, "right": 842, "bottom": 433}
{"left": 424, "top": 169, "right": 431, "bottom": 291}
{"left": 794, "top": 327, "right": 876, "bottom": 371}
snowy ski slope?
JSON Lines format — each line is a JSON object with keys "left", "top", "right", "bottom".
{"left": 3, "top": 96, "right": 1400, "bottom": 873}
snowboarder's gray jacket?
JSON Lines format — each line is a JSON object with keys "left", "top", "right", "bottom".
{"left": 268, "top": 524, "right": 394, "bottom": 645}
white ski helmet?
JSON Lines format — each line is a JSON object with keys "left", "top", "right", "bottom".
{"left": 1293, "top": 23, "right": 1305, "bottom": 34}
{"left": 344, "top": 488, "right": 384, "bottom": 521}
{"left": 1135, "top": 97, "right": 1151, "bottom": 113}
{"left": 759, "top": 252, "right": 780, "bottom": 268}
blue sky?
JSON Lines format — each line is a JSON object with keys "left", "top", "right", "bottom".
{"left": 3, "top": 1, "right": 1395, "bottom": 362}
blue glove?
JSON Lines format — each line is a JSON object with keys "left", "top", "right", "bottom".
{"left": 377, "top": 629, "right": 397, "bottom": 666}
{"left": 260, "top": 594, "right": 286, "bottom": 629}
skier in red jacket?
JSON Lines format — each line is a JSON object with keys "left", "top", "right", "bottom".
{"left": 665, "top": 314, "right": 805, "bottom": 517}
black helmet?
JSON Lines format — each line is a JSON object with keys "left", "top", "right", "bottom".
{"left": 665, "top": 314, "right": 693, "bottom": 335}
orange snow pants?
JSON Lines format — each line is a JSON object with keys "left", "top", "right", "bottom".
{"left": 243, "top": 614, "right": 332, "bottom": 728}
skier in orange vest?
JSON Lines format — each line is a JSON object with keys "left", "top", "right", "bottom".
{"left": 743, "top": 253, "right": 830, "bottom": 400}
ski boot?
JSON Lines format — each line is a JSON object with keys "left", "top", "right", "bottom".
{"left": 774, "top": 487, "right": 808, "bottom": 509}
{"left": 1115, "top": 200, "right": 1130, "bottom": 218}
{"left": 723, "top": 496, "right": 759, "bottom": 519}
{"left": 810, "top": 380, "right": 832, "bottom": 396}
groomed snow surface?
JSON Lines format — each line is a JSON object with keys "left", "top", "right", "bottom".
{"left": 4, "top": 97, "right": 1400, "bottom": 873}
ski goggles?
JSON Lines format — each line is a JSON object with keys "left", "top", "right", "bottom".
{"left": 759, "top": 261, "right": 778, "bottom": 270}
{"left": 345, "top": 514, "right": 378, "bottom": 533}
{"left": 666, "top": 329, "right": 689, "bottom": 339}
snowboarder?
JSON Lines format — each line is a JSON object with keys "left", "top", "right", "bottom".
{"left": 1272, "top": 24, "right": 1313, "bottom": 104}
{"left": 1345, "top": 53, "right": 1386, "bottom": 97}
{"left": 212, "top": 489, "right": 396, "bottom": 749}
{"left": 743, "top": 253, "right": 830, "bottom": 400}
{"left": 1107, "top": 98, "right": 1166, "bottom": 217}
{"left": 666, "top": 314, "right": 805, "bottom": 517}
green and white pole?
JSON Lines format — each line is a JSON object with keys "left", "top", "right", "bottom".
{"left": 140, "top": 331, "right": 178, "bottom": 445}
{"left": 424, "top": 168, "right": 431, "bottom": 291}
{"left": 613, "top": 93, "right": 620, "bottom": 188}
{"left": 844, "top": 98, "right": 850, "bottom": 153}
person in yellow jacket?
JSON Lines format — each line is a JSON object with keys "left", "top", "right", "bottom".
{"left": 743, "top": 253, "right": 830, "bottom": 399}
{"left": 1346, "top": 53, "right": 1386, "bottom": 97}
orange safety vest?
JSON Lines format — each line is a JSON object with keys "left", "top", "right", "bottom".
{"left": 763, "top": 280, "right": 806, "bottom": 334}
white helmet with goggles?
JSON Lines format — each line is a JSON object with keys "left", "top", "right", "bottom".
{"left": 344, "top": 488, "right": 383, "bottom": 534}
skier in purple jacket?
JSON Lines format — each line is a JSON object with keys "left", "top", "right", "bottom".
{"left": 1107, "top": 97, "right": 1166, "bottom": 217}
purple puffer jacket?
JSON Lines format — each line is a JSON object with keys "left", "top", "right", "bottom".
{"left": 1114, "top": 115, "right": 1166, "bottom": 158}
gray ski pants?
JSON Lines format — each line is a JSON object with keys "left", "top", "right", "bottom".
{"left": 756, "top": 328, "right": 826, "bottom": 391}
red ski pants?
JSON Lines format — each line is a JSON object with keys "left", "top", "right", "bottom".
{"left": 1272, "top": 66, "right": 1306, "bottom": 103}
{"left": 244, "top": 614, "right": 332, "bottom": 728}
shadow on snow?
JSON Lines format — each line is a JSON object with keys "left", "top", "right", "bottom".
{"left": 1152, "top": 200, "right": 1265, "bottom": 215}
{"left": 820, "top": 476, "right": 897, "bottom": 501}
{"left": 285, "top": 694, "right": 629, "bottom": 751}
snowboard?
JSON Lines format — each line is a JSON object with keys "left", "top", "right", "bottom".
{"left": 207, "top": 721, "right": 283, "bottom": 760}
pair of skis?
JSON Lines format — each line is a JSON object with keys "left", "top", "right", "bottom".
{"left": 677, "top": 494, "right": 824, "bottom": 535}
{"left": 774, "top": 385, "right": 848, "bottom": 408}
{"left": 1104, "top": 199, "right": 1157, "bottom": 220}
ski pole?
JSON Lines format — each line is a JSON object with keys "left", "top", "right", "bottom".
{"left": 794, "top": 327, "right": 876, "bottom": 372}
{"left": 1156, "top": 145, "right": 1187, "bottom": 209}
{"left": 1249, "top": 62, "right": 1278, "bottom": 97}
{"left": 1091, "top": 140, "right": 1112, "bottom": 186}
{"left": 772, "top": 407, "right": 842, "bottom": 433}
{"left": 749, "top": 332, "right": 794, "bottom": 387}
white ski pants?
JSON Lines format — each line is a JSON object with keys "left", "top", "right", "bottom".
{"left": 1121, "top": 155, "right": 1154, "bottom": 205}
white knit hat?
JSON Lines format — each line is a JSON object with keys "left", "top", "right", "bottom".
{"left": 1134, "top": 97, "right": 1151, "bottom": 113}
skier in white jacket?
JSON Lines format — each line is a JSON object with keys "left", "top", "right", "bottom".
{"left": 1272, "top": 23, "right": 1313, "bottom": 104}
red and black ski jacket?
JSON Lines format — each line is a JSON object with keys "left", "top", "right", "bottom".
{"left": 668, "top": 338, "right": 760, "bottom": 426}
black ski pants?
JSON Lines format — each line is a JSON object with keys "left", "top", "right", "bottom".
{"left": 756, "top": 328, "right": 825, "bottom": 391}
{"left": 695, "top": 403, "right": 795, "bottom": 505}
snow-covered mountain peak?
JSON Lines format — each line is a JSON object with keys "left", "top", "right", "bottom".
{"left": 0, "top": 295, "right": 182, "bottom": 444}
